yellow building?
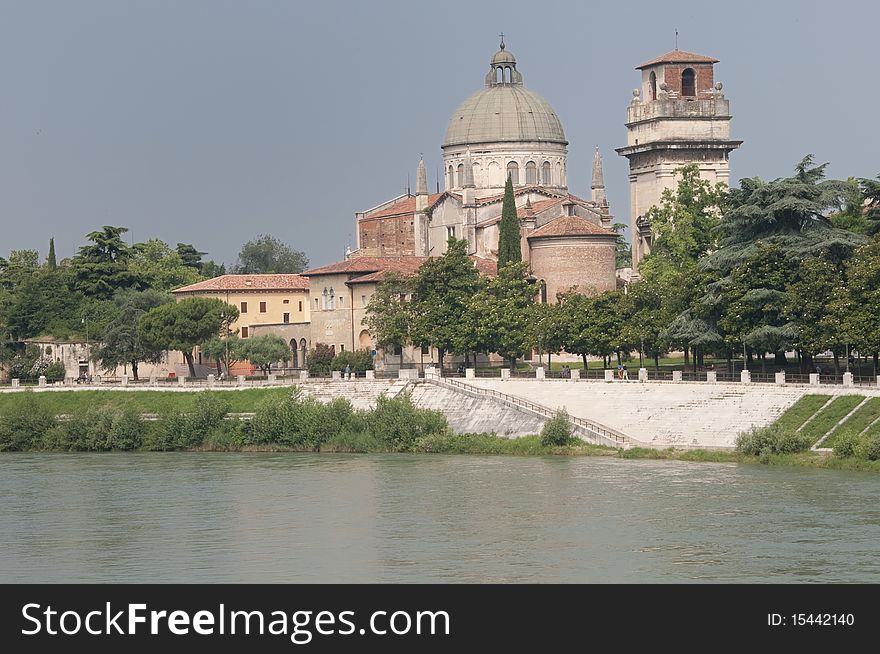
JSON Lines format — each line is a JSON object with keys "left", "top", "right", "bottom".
{"left": 171, "top": 274, "right": 311, "bottom": 373}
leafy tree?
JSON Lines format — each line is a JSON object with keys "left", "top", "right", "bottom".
{"left": 307, "top": 343, "right": 335, "bottom": 376}
{"left": 497, "top": 176, "right": 522, "bottom": 267}
{"left": 611, "top": 223, "right": 632, "bottom": 269}
{"left": 470, "top": 262, "right": 534, "bottom": 371}
{"left": 717, "top": 243, "right": 798, "bottom": 371}
{"left": 645, "top": 163, "right": 726, "bottom": 266}
{"left": 201, "top": 260, "right": 227, "bottom": 278}
{"left": 240, "top": 334, "right": 291, "bottom": 374}
{"left": 558, "top": 290, "right": 624, "bottom": 369}
{"left": 410, "top": 238, "right": 484, "bottom": 368}
{"left": 129, "top": 239, "right": 202, "bottom": 291}
{"left": 837, "top": 241, "right": 880, "bottom": 375}
{"left": 200, "top": 334, "right": 244, "bottom": 376}
{"left": 331, "top": 349, "right": 374, "bottom": 374}
{"left": 783, "top": 256, "right": 847, "bottom": 372}
{"left": 620, "top": 274, "right": 672, "bottom": 369}
{"left": 234, "top": 234, "right": 309, "bottom": 274}
{"left": 92, "top": 289, "right": 173, "bottom": 380}
{"left": 530, "top": 301, "right": 566, "bottom": 370}
{"left": 363, "top": 273, "right": 412, "bottom": 367}
{"left": 47, "top": 238, "right": 57, "bottom": 270}
{"left": 861, "top": 176, "right": 880, "bottom": 237}
{"left": 72, "top": 226, "right": 144, "bottom": 299}
{"left": 175, "top": 243, "right": 207, "bottom": 271}
{"left": 137, "top": 297, "right": 238, "bottom": 377}
{"left": 706, "top": 156, "right": 865, "bottom": 274}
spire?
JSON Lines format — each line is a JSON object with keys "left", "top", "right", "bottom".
{"left": 591, "top": 146, "right": 607, "bottom": 206}
{"left": 463, "top": 150, "right": 475, "bottom": 188}
{"left": 416, "top": 156, "right": 428, "bottom": 196}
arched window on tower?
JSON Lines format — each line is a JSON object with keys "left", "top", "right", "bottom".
{"left": 328, "top": 287, "right": 335, "bottom": 310}
{"left": 496, "top": 67, "right": 503, "bottom": 84}
{"left": 540, "top": 281, "right": 547, "bottom": 304}
{"left": 681, "top": 68, "right": 696, "bottom": 97}
{"left": 525, "top": 161, "right": 537, "bottom": 185}
{"left": 447, "top": 165, "right": 455, "bottom": 189}
{"left": 541, "top": 161, "right": 551, "bottom": 185}
{"left": 507, "top": 161, "right": 519, "bottom": 185}
{"left": 457, "top": 163, "right": 465, "bottom": 187}
{"left": 322, "top": 288, "right": 328, "bottom": 310}
{"left": 649, "top": 71, "right": 657, "bottom": 100}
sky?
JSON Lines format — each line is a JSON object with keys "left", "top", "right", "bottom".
{"left": 1, "top": 0, "right": 878, "bottom": 268}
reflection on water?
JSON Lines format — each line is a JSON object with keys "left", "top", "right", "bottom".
{"left": 1, "top": 453, "right": 878, "bottom": 583}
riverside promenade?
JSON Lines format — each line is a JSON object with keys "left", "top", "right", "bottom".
{"left": 4, "top": 368, "right": 880, "bottom": 449}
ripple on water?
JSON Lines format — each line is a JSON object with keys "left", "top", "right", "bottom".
{"left": 1, "top": 453, "right": 879, "bottom": 583}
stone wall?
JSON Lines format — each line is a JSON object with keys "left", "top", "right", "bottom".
{"left": 529, "top": 236, "right": 617, "bottom": 300}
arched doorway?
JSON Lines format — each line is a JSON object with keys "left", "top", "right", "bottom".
{"left": 289, "top": 339, "right": 298, "bottom": 368}
{"left": 300, "top": 339, "right": 308, "bottom": 368}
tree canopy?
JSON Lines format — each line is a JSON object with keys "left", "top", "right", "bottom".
{"left": 234, "top": 234, "right": 309, "bottom": 274}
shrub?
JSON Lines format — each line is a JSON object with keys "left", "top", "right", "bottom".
{"left": 307, "top": 343, "right": 335, "bottom": 376}
{"left": 322, "top": 430, "right": 385, "bottom": 453}
{"left": 0, "top": 393, "right": 57, "bottom": 451}
{"left": 735, "top": 424, "right": 811, "bottom": 456}
{"left": 44, "top": 361, "right": 66, "bottom": 381}
{"left": 832, "top": 430, "right": 861, "bottom": 458}
{"left": 856, "top": 434, "right": 880, "bottom": 461}
{"left": 365, "top": 394, "right": 448, "bottom": 451}
{"left": 331, "top": 349, "right": 374, "bottom": 374}
{"left": 541, "top": 408, "right": 573, "bottom": 446}
{"left": 148, "top": 392, "right": 231, "bottom": 450}
{"left": 249, "top": 389, "right": 353, "bottom": 449}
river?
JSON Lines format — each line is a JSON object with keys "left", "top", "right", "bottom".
{"left": 1, "top": 453, "right": 878, "bottom": 583}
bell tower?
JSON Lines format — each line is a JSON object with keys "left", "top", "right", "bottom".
{"left": 616, "top": 49, "right": 742, "bottom": 274}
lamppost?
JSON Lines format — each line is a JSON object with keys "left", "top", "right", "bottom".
{"left": 743, "top": 338, "right": 748, "bottom": 372}
{"left": 639, "top": 337, "right": 644, "bottom": 369}
{"left": 81, "top": 316, "right": 89, "bottom": 378}
{"left": 220, "top": 312, "right": 230, "bottom": 377}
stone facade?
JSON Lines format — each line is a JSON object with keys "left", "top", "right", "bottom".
{"left": 616, "top": 50, "right": 743, "bottom": 274}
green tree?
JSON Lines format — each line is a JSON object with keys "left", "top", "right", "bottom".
{"left": 331, "top": 349, "right": 374, "bottom": 374}
{"left": 200, "top": 334, "right": 244, "bottom": 376}
{"left": 410, "top": 238, "right": 485, "bottom": 368}
{"left": 645, "top": 163, "right": 726, "bottom": 266}
{"left": 530, "top": 301, "right": 566, "bottom": 370}
{"left": 137, "top": 297, "right": 238, "bottom": 377}
{"left": 307, "top": 343, "right": 335, "bottom": 376}
{"left": 175, "top": 243, "right": 207, "bottom": 271}
{"left": 783, "top": 256, "right": 847, "bottom": 372}
{"left": 707, "top": 156, "right": 865, "bottom": 274}
{"left": 717, "top": 243, "right": 799, "bottom": 371}
{"left": 129, "top": 239, "right": 202, "bottom": 291}
{"left": 47, "top": 238, "right": 57, "bottom": 270}
{"left": 201, "top": 260, "right": 227, "bottom": 278}
{"left": 471, "top": 261, "right": 535, "bottom": 371}
{"left": 92, "top": 289, "right": 173, "bottom": 380}
{"left": 558, "top": 290, "right": 624, "bottom": 369}
{"left": 611, "top": 223, "right": 632, "bottom": 269}
{"left": 497, "top": 176, "right": 522, "bottom": 267}
{"left": 837, "top": 241, "right": 880, "bottom": 375}
{"left": 363, "top": 272, "right": 412, "bottom": 367}
{"left": 72, "top": 226, "right": 144, "bottom": 299}
{"left": 861, "top": 176, "right": 880, "bottom": 236}
{"left": 234, "top": 234, "right": 309, "bottom": 274}
{"left": 240, "top": 334, "right": 291, "bottom": 374}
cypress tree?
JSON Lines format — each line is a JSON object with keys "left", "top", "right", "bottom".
{"left": 497, "top": 175, "right": 522, "bottom": 267}
{"left": 47, "top": 238, "right": 57, "bottom": 270}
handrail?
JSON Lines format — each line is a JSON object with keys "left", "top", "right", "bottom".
{"left": 426, "top": 376, "right": 632, "bottom": 446}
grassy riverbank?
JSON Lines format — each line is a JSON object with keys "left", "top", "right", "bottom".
{"left": 0, "top": 388, "right": 292, "bottom": 414}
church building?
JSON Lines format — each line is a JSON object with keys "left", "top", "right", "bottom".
{"left": 347, "top": 39, "right": 619, "bottom": 302}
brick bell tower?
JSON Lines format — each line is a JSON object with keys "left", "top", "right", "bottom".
{"left": 616, "top": 49, "right": 742, "bottom": 275}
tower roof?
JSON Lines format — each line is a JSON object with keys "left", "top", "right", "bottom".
{"left": 636, "top": 50, "right": 719, "bottom": 69}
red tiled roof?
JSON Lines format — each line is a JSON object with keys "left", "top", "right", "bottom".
{"left": 172, "top": 274, "right": 309, "bottom": 293}
{"left": 528, "top": 215, "right": 617, "bottom": 239}
{"left": 636, "top": 50, "right": 719, "bottom": 69}
{"left": 476, "top": 195, "right": 593, "bottom": 228}
{"left": 305, "top": 255, "right": 497, "bottom": 283}
{"left": 361, "top": 192, "right": 446, "bottom": 220}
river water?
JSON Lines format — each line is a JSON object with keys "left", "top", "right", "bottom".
{"left": 1, "top": 453, "right": 878, "bottom": 583}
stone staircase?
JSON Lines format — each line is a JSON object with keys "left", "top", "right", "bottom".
{"left": 463, "top": 379, "right": 820, "bottom": 449}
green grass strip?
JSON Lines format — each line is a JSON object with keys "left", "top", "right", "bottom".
{"left": 800, "top": 395, "right": 865, "bottom": 444}
{"left": 775, "top": 394, "right": 832, "bottom": 432}
{"left": 0, "top": 387, "right": 295, "bottom": 415}
{"left": 823, "top": 397, "right": 880, "bottom": 448}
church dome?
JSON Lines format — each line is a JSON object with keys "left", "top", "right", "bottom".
{"left": 443, "top": 43, "right": 566, "bottom": 149}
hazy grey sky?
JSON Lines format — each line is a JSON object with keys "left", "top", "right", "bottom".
{"left": 1, "top": 0, "right": 878, "bottom": 268}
